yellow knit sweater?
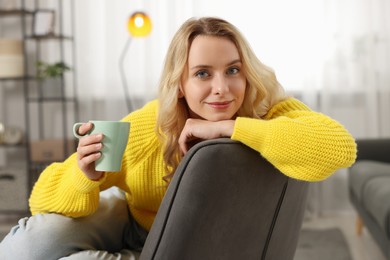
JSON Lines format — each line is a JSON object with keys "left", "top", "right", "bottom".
{"left": 29, "top": 98, "right": 357, "bottom": 231}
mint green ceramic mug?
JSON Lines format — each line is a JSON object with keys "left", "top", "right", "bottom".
{"left": 73, "top": 121, "right": 130, "bottom": 172}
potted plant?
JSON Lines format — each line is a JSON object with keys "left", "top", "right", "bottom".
{"left": 36, "top": 61, "right": 70, "bottom": 97}
{"left": 37, "top": 61, "right": 70, "bottom": 80}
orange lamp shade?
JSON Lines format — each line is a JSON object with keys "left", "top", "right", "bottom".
{"left": 127, "top": 12, "right": 152, "bottom": 37}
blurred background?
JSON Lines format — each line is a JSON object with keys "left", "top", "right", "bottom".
{"left": 0, "top": 0, "right": 389, "bottom": 259}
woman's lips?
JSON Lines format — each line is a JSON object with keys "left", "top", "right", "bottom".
{"left": 206, "top": 101, "right": 232, "bottom": 109}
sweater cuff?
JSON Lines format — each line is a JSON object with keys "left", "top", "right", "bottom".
{"left": 231, "top": 117, "right": 271, "bottom": 152}
{"left": 67, "top": 160, "right": 107, "bottom": 193}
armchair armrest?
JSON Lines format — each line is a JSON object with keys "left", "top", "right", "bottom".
{"left": 140, "top": 138, "right": 309, "bottom": 260}
{"left": 355, "top": 138, "right": 390, "bottom": 163}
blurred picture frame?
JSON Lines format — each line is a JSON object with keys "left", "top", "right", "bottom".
{"left": 33, "top": 10, "right": 55, "bottom": 37}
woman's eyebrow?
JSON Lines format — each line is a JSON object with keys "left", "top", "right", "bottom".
{"left": 227, "top": 59, "right": 242, "bottom": 66}
{"left": 190, "top": 59, "right": 241, "bottom": 70}
{"left": 190, "top": 64, "right": 211, "bottom": 70}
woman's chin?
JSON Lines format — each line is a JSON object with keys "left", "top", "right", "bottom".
{"left": 204, "top": 114, "right": 235, "bottom": 122}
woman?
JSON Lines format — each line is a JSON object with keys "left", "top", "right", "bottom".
{"left": 0, "top": 17, "right": 357, "bottom": 259}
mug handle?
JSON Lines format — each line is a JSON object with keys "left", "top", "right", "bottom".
{"left": 73, "top": 122, "right": 88, "bottom": 139}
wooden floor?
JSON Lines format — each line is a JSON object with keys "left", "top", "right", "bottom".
{"left": 0, "top": 212, "right": 387, "bottom": 259}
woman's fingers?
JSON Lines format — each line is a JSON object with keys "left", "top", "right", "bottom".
{"left": 77, "top": 139, "right": 102, "bottom": 159}
{"left": 75, "top": 123, "right": 105, "bottom": 179}
{"left": 78, "top": 151, "right": 101, "bottom": 171}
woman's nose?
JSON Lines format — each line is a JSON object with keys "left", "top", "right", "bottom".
{"left": 211, "top": 74, "right": 229, "bottom": 95}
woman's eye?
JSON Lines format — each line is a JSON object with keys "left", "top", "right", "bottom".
{"left": 195, "top": 70, "right": 210, "bottom": 78}
{"left": 227, "top": 67, "right": 239, "bottom": 75}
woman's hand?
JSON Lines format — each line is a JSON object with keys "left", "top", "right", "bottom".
{"left": 178, "top": 119, "right": 235, "bottom": 155}
{"left": 76, "top": 122, "right": 105, "bottom": 180}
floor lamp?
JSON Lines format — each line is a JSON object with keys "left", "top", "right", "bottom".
{"left": 119, "top": 12, "right": 152, "bottom": 111}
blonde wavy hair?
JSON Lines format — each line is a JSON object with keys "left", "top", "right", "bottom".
{"left": 156, "top": 17, "right": 286, "bottom": 182}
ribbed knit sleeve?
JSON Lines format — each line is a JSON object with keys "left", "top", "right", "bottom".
{"left": 28, "top": 99, "right": 165, "bottom": 228}
{"left": 29, "top": 153, "right": 106, "bottom": 216}
{"left": 231, "top": 98, "right": 357, "bottom": 181}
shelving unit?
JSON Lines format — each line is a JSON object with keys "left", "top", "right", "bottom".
{"left": 0, "top": 0, "right": 78, "bottom": 213}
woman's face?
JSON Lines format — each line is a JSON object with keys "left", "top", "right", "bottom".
{"left": 180, "top": 36, "right": 246, "bottom": 121}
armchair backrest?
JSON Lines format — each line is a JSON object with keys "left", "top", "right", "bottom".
{"left": 140, "top": 138, "right": 309, "bottom": 260}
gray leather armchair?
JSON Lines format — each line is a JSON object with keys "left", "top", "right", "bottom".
{"left": 140, "top": 138, "right": 309, "bottom": 260}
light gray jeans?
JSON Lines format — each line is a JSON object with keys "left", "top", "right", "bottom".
{"left": 0, "top": 187, "right": 148, "bottom": 260}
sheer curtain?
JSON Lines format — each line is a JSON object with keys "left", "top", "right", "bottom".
{"left": 302, "top": 0, "right": 390, "bottom": 139}
{"left": 72, "top": 0, "right": 390, "bottom": 215}
{"left": 300, "top": 0, "right": 390, "bottom": 217}
{"left": 73, "top": 0, "right": 193, "bottom": 121}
